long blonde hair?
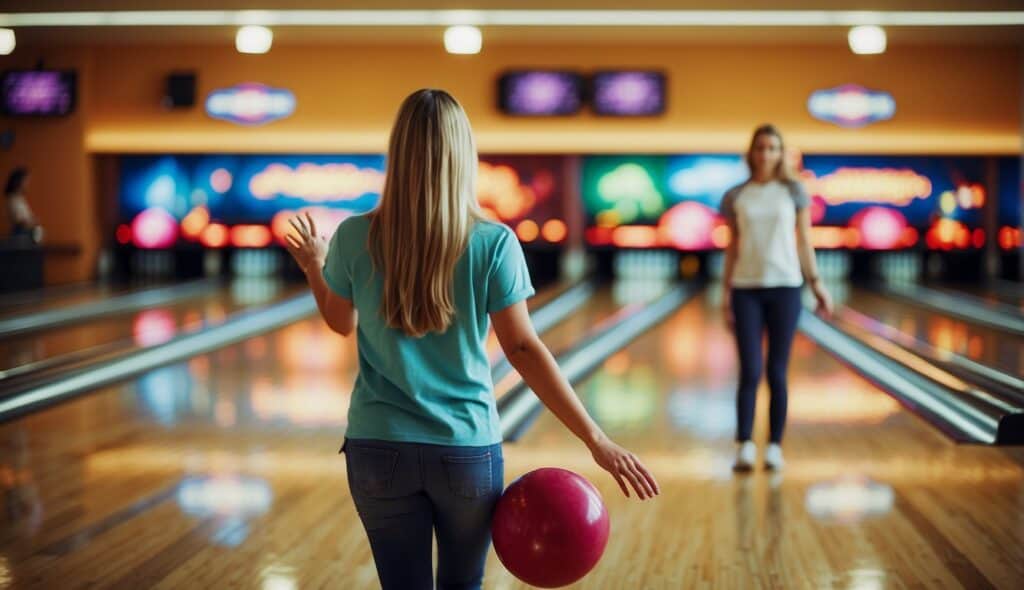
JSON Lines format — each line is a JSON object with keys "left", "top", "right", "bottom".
{"left": 369, "top": 89, "right": 484, "bottom": 337}
{"left": 746, "top": 124, "right": 797, "bottom": 183}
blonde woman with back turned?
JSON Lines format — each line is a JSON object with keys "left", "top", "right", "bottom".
{"left": 285, "top": 89, "right": 659, "bottom": 590}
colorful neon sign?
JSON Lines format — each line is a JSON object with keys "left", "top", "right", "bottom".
{"left": 478, "top": 162, "right": 538, "bottom": 220}
{"left": 249, "top": 162, "right": 384, "bottom": 201}
{"left": 808, "top": 84, "right": 895, "bottom": 128}
{"left": 803, "top": 168, "right": 932, "bottom": 206}
{"left": 206, "top": 83, "right": 296, "bottom": 126}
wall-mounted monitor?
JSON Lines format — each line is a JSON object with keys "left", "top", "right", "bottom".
{"left": 591, "top": 70, "right": 666, "bottom": 116}
{"left": 498, "top": 70, "right": 583, "bottom": 116}
{"left": 1, "top": 70, "right": 77, "bottom": 116}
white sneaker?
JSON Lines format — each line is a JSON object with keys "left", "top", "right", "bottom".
{"left": 733, "top": 441, "right": 757, "bottom": 471}
{"left": 764, "top": 443, "right": 785, "bottom": 470}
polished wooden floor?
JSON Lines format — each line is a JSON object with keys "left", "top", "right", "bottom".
{"left": 845, "top": 287, "right": 1024, "bottom": 377}
{"left": 0, "top": 284, "right": 1021, "bottom": 589}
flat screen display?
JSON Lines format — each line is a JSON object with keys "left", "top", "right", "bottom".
{"left": 498, "top": 71, "right": 583, "bottom": 116}
{"left": 591, "top": 71, "right": 666, "bottom": 116}
{"left": 1, "top": 70, "right": 77, "bottom": 116}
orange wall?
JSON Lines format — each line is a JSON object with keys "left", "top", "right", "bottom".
{"left": 0, "top": 49, "right": 96, "bottom": 284}
{"left": 86, "top": 42, "right": 1021, "bottom": 155}
{"left": 1, "top": 40, "right": 1021, "bottom": 284}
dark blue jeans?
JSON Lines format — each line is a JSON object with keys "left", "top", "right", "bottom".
{"left": 730, "top": 286, "right": 803, "bottom": 444}
{"left": 342, "top": 438, "right": 504, "bottom": 590}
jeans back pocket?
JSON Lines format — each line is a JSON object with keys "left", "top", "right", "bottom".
{"left": 346, "top": 444, "right": 400, "bottom": 497}
{"left": 442, "top": 451, "right": 493, "bottom": 499}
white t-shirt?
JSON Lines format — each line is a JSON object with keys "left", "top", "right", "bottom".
{"left": 6, "top": 193, "right": 34, "bottom": 226}
{"left": 720, "top": 180, "right": 809, "bottom": 288}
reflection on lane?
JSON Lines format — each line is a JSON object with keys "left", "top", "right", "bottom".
{"left": 0, "top": 284, "right": 620, "bottom": 587}
{"left": 177, "top": 476, "right": 273, "bottom": 547}
{"left": 134, "top": 319, "right": 357, "bottom": 429}
{"left": 843, "top": 288, "right": 1024, "bottom": 377}
{"left": 0, "top": 278, "right": 295, "bottom": 374}
{"left": 804, "top": 476, "right": 894, "bottom": 523}
{"left": 497, "top": 289, "right": 1024, "bottom": 588}
{"left": 934, "top": 284, "right": 1024, "bottom": 312}
{"left": 582, "top": 353, "right": 660, "bottom": 432}
{"left": 134, "top": 283, "right": 583, "bottom": 431}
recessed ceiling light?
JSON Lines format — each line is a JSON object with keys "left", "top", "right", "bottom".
{"left": 444, "top": 25, "right": 482, "bottom": 55}
{"left": 848, "top": 25, "right": 887, "bottom": 55}
{"left": 236, "top": 25, "right": 272, "bottom": 54}
{"left": 0, "top": 29, "right": 14, "bottom": 55}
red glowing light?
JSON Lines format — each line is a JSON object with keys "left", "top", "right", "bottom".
{"left": 116, "top": 224, "right": 132, "bottom": 244}
{"left": 657, "top": 201, "right": 716, "bottom": 250}
{"left": 809, "top": 195, "right": 827, "bottom": 224}
{"left": 612, "top": 226, "right": 658, "bottom": 248}
{"left": 852, "top": 206, "right": 906, "bottom": 250}
{"left": 971, "top": 228, "right": 985, "bottom": 249}
{"left": 200, "top": 223, "right": 229, "bottom": 248}
{"left": 926, "top": 219, "right": 971, "bottom": 250}
{"left": 541, "top": 219, "right": 567, "bottom": 243}
{"left": 230, "top": 225, "right": 273, "bottom": 248}
{"left": 133, "top": 309, "right": 177, "bottom": 347}
{"left": 900, "top": 227, "right": 919, "bottom": 247}
{"left": 181, "top": 206, "right": 210, "bottom": 239}
{"left": 586, "top": 227, "right": 614, "bottom": 245}
{"left": 516, "top": 220, "right": 539, "bottom": 242}
{"left": 998, "top": 226, "right": 1021, "bottom": 250}
{"left": 131, "top": 208, "right": 178, "bottom": 249}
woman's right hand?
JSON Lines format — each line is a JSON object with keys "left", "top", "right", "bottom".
{"left": 587, "top": 436, "right": 660, "bottom": 500}
{"left": 811, "top": 279, "right": 834, "bottom": 318}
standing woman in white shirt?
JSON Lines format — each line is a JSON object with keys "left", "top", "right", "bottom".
{"left": 719, "top": 124, "right": 833, "bottom": 471}
{"left": 5, "top": 167, "right": 42, "bottom": 242}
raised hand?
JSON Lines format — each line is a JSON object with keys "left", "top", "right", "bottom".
{"left": 283, "top": 212, "right": 329, "bottom": 274}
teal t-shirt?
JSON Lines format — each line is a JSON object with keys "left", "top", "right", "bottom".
{"left": 321, "top": 214, "right": 535, "bottom": 446}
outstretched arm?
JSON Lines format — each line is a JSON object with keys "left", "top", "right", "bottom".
{"left": 284, "top": 213, "right": 357, "bottom": 336}
{"left": 491, "top": 300, "right": 660, "bottom": 500}
{"left": 796, "top": 208, "right": 833, "bottom": 316}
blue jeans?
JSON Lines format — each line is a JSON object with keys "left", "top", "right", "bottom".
{"left": 731, "top": 286, "right": 803, "bottom": 443}
{"left": 342, "top": 438, "right": 504, "bottom": 590}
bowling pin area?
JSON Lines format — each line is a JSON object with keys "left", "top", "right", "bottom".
{"left": 2, "top": 4, "right": 1024, "bottom": 590}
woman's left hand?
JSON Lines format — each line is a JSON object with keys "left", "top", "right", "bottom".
{"left": 284, "top": 212, "right": 329, "bottom": 274}
{"left": 811, "top": 279, "right": 834, "bottom": 318}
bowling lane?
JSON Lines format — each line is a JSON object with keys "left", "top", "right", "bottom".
{"left": 934, "top": 284, "right": 1024, "bottom": 312}
{"left": 0, "top": 278, "right": 582, "bottom": 381}
{"left": 0, "top": 280, "right": 179, "bottom": 320}
{"left": 0, "top": 285, "right": 622, "bottom": 588}
{"left": 489, "top": 286, "right": 624, "bottom": 399}
{"left": 497, "top": 290, "right": 1024, "bottom": 589}
{"left": 0, "top": 279, "right": 302, "bottom": 376}
{"left": 0, "top": 282, "right": 123, "bottom": 318}
{"left": 843, "top": 287, "right": 1024, "bottom": 377}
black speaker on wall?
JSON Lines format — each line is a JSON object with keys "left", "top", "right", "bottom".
{"left": 164, "top": 72, "right": 196, "bottom": 109}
